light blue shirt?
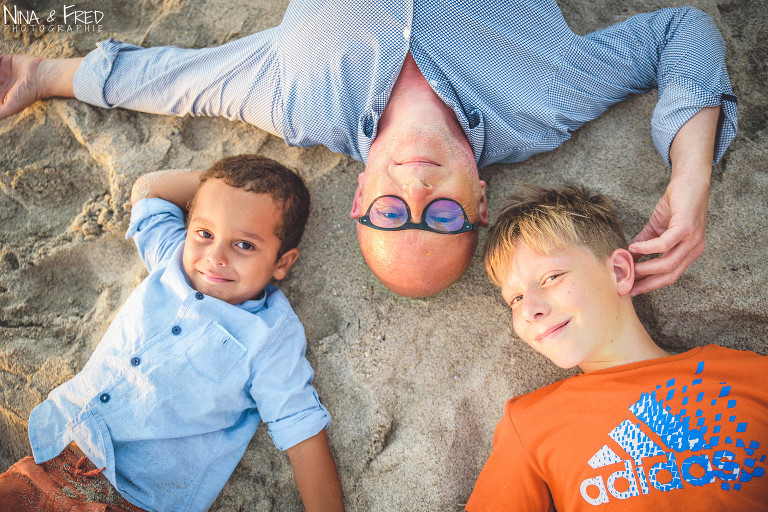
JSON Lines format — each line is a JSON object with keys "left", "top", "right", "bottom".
{"left": 72, "top": 0, "right": 736, "bottom": 169}
{"left": 28, "top": 198, "right": 330, "bottom": 512}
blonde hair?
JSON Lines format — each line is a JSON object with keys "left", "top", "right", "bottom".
{"left": 483, "top": 185, "right": 628, "bottom": 286}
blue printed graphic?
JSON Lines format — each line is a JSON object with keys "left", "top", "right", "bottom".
{"left": 630, "top": 393, "right": 709, "bottom": 452}
{"left": 608, "top": 420, "right": 664, "bottom": 464}
{"left": 582, "top": 360, "right": 766, "bottom": 506}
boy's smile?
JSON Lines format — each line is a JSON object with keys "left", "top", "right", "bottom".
{"left": 182, "top": 178, "right": 297, "bottom": 305}
{"left": 500, "top": 243, "right": 628, "bottom": 372}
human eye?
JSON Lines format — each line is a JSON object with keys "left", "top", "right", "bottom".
{"left": 370, "top": 202, "right": 407, "bottom": 227}
{"left": 235, "top": 241, "right": 255, "bottom": 250}
{"left": 196, "top": 229, "right": 213, "bottom": 240}
{"left": 508, "top": 294, "right": 523, "bottom": 307}
{"left": 430, "top": 210, "right": 459, "bottom": 224}
{"left": 543, "top": 273, "right": 563, "bottom": 285}
{"left": 378, "top": 209, "right": 405, "bottom": 220}
{"left": 425, "top": 200, "right": 465, "bottom": 231}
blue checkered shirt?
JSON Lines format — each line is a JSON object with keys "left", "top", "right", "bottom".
{"left": 73, "top": 0, "right": 736, "bottom": 168}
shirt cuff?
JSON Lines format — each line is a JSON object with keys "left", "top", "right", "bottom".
{"left": 268, "top": 396, "right": 331, "bottom": 451}
{"left": 125, "top": 197, "right": 184, "bottom": 239}
{"left": 73, "top": 38, "right": 143, "bottom": 108}
{"left": 651, "top": 79, "right": 737, "bottom": 168}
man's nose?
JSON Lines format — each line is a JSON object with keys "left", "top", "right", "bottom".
{"left": 401, "top": 179, "right": 431, "bottom": 222}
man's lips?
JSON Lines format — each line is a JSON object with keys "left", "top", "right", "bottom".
{"left": 396, "top": 158, "right": 439, "bottom": 166}
{"left": 535, "top": 320, "right": 570, "bottom": 342}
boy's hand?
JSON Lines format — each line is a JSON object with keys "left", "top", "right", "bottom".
{"left": 628, "top": 106, "right": 719, "bottom": 296}
{"left": 0, "top": 55, "right": 81, "bottom": 120}
{"left": 131, "top": 169, "right": 201, "bottom": 209}
{"left": 286, "top": 429, "right": 344, "bottom": 512}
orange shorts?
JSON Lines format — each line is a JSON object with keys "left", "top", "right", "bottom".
{"left": 0, "top": 446, "right": 145, "bottom": 512}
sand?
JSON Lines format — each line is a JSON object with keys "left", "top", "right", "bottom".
{"left": 1, "top": 0, "right": 766, "bottom": 510}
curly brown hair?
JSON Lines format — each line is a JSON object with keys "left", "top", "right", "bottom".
{"left": 197, "top": 155, "right": 310, "bottom": 258}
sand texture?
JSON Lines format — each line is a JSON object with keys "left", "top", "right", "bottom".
{"left": 1, "top": 0, "right": 766, "bottom": 510}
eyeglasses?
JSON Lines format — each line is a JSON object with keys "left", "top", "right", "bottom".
{"left": 357, "top": 195, "right": 475, "bottom": 234}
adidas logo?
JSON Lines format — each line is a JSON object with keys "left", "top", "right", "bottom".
{"left": 580, "top": 364, "right": 766, "bottom": 505}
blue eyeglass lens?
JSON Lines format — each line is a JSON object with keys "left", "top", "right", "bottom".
{"left": 369, "top": 196, "right": 409, "bottom": 228}
{"left": 425, "top": 199, "right": 466, "bottom": 232}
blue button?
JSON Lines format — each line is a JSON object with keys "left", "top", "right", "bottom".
{"left": 171, "top": 326, "right": 181, "bottom": 335}
{"left": 130, "top": 357, "right": 140, "bottom": 366}
{"left": 195, "top": 292, "right": 204, "bottom": 300}
{"left": 99, "top": 393, "right": 110, "bottom": 403}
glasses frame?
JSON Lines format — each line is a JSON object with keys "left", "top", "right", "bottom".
{"left": 357, "top": 195, "right": 476, "bottom": 234}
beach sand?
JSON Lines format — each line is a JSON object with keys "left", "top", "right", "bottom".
{"left": 1, "top": 0, "right": 766, "bottom": 509}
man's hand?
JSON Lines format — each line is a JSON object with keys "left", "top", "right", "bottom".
{"left": 0, "top": 55, "right": 82, "bottom": 120}
{"left": 0, "top": 55, "right": 43, "bottom": 119}
{"left": 629, "top": 173, "right": 709, "bottom": 295}
{"left": 628, "top": 106, "right": 720, "bottom": 296}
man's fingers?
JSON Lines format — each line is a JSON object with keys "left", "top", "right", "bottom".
{"left": 634, "top": 239, "right": 702, "bottom": 277}
{"left": 629, "top": 225, "right": 686, "bottom": 256}
{"left": 631, "top": 272, "right": 681, "bottom": 296}
{"left": 631, "top": 254, "right": 693, "bottom": 295}
{"left": 629, "top": 222, "right": 660, "bottom": 246}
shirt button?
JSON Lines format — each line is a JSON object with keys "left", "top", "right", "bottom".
{"left": 403, "top": 27, "right": 411, "bottom": 40}
{"left": 100, "top": 393, "right": 110, "bottom": 403}
{"left": 171, "top": 326, "right": 181, "bottom": 335}
{"left": 195, "top": 292, "right": 204, "bottom": 300}
{"left": 130, "top": 357, "right": 141, "bottom": 366}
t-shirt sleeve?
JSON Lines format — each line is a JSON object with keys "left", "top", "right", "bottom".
{"left": 72, "top": 29, "right": 283, "bottom": 137}
{"left": 466, "top": 400, "right": 554, "bottom": 512}
{"left": 553, "top": 7, "right": 736, "bottom": 167}
{"left": 248, "top": 312, "right": 330, "bottom": 451}
{"left": 126, "top": 197, "right": 187, "bottom": 273}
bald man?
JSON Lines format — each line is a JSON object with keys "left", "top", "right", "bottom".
{"left": 0, "top": 0, "right": 736, "bottom": 297}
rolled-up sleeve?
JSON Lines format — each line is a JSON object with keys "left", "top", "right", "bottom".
{"left": 248, "top": 313, "right": 330, "bottom": 451}
{"left": 553, "top": 7, "right": 736, "bottom": 168}
{"left": 126, "top": 198, "right": 186, "bottom": 273}
{"left": 648, "top": 7, "right": 737, "bottom": 166}
{"left": 73, "top": 29, "right": 284, "bottom": 136}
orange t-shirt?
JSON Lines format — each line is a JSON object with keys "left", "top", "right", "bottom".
{"left": 466, "top": 346, "right": 768, "bottom": 511}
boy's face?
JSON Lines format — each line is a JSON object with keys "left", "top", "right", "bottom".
{"left": 183, "top": 178, "right": 298, "bottom": 305}
{"left": 500, "top": 243, "right": 625, "bottom": 371}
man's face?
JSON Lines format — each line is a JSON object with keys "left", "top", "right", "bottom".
{"left": 183, "top": 178, "right": 298, "bottom": 305}
{"left": 500, "top": 243, "right": 625, "bottom": 371}
{"left": 351, "top": 120, "right": 489, "bottom": 297}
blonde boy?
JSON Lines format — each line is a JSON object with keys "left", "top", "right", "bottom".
{"left": 466, "top": 186, "right": 768, "bottom": 511}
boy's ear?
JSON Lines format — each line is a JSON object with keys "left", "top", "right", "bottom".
{"left": 272, "top": 248, "right": 300, "bottom": 281}
{"left": 610, "top": 248, "right": 635, "bottom": 295}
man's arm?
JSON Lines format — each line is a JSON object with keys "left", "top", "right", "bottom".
{"left": 628, "top": 106, "right": 720, "bottom": 295}
{"left": 286, "top": 429, "right": 344, "bottom": 512}
{"left": 130, "top": 169, "right": 201, "bottom": 209}
{"left": 2, "top": 30, "right": 283, "bottom": 135}
{"left": 564, "top": 7, "right": 736, "bottom": 294}
{"left": 0, "top": 55, "right": 82, "bottom": 119}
